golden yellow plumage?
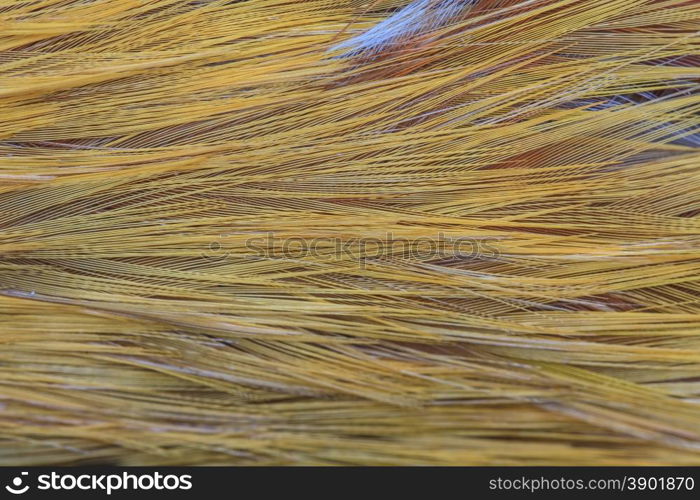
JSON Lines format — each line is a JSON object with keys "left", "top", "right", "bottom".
{"left": 0, "top": 0, "right": 699, "bottom": 465}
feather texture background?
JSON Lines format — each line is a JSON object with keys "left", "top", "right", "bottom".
{"left": 0, "top": 0, "right": 699, "bottom": 465}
